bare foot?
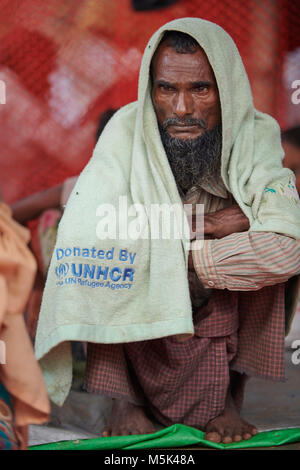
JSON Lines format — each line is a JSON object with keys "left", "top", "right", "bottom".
{"left": 204, "top": 393, "right": 258, "bottom": 444}
{"left": 102, "top": 398, "right": 156, "bottom": 437}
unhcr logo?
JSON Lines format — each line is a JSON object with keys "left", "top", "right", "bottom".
{"left": 55, "top": 263, "right": 69, "bottom": 279}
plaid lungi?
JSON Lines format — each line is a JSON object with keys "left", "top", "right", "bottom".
{"left": 84, "top": 333, "right": 238, "bottom": 429}
{"left": 83, "top": 282, "right": 286, "bottom": 428}
{"left": 83, "top": 289, "right": 241, "bottom": 428}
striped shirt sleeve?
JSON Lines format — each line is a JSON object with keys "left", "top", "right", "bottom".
{"left": 192, "top": 232, "right": 300, "bottom": 291}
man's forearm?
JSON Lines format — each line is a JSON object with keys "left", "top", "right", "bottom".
{"left": 11, "top": 185, "right": 63, "bottom": 224}
{"left": 191, "top": 231, "right": 300, "bottom": 291}
{"left": 190, "top": 203, "right": 250, "bottom": 241}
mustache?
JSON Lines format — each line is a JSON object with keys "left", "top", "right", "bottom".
{"left": 162, "top": 117, "right": 208, "bottom": 131}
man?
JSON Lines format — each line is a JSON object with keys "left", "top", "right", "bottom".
{"left": 35, "top": 19, "right": 300, "bottom": 445}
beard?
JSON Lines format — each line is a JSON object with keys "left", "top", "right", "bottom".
{"left": 158, "top": 119, "right": 222, "bottom": 194}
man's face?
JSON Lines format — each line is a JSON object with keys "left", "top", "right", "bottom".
{"left": 151, "top": 41, "right": 221, "bottom": 141}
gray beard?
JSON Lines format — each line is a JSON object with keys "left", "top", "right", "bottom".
{"left": 159, "top": 120, "right": 222, "bottom": 194}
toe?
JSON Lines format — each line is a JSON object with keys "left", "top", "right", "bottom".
{"left": 243, "top": 420, "right": 258, "bottom": 436}
{"left": 222, "top": 429, "right": 233, "bottom": 444}
{"left": 233, "top": 433, "right": 242, "bottom": 442}
{"left": 129, "top": 428, "right": 140, "bottom": 435}
{"left": 222, "top": 435, "right": 233, "bottom": 444}
{"left": 204, "top": 431, "right": 222, "bottom": 443}
{"left": 244, "top": 423, "right": 258, "bottom": 438}
{"left": 111, "top": 425, "right": 125, "bottom": 436}
{"left": 102, "top": 428, "right": 111, "bottom": 437}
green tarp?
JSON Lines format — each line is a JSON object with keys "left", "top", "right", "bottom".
{"left": 29, "top": 424, "right": 300, "bottom": 450}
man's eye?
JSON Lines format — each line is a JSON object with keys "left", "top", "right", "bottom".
{"left": 194, "top": 85, "right": 208, "bottom": 92}
{"left": 159, "top": 84, "right": 174, "bottom": 91}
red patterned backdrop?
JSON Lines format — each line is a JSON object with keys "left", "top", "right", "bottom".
{"left": 0, "top": 0, "right": 299, "bottom": 205}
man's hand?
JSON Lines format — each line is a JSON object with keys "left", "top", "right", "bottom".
{"left": 188, "top": 204, "right": 250, "bottom": 272}
{"left": 191, "top": 204, "right": 249, "bottom": 240}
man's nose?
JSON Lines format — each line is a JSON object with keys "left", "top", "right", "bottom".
{"left": 174, "top": 91, "right": 194, "bottom": 117}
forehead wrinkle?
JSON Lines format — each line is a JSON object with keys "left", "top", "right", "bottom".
{"left": 152, "top": 46, "right": 216, "bottom": 85}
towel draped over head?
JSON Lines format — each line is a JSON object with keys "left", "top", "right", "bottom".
{"left": 35, "top": 18, "right": 300, "bottom": 406}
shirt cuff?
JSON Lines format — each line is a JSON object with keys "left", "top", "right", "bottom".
{"left": 191, "top": 239, "right": 225, "bottom": 289}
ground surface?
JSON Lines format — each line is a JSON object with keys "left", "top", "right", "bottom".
{"left": 29, "top": 314, "right": 300, "bottom": 450}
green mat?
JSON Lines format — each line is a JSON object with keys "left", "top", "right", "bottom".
{"left": 29, "top": 424, "right": 300, "bottom": 450}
